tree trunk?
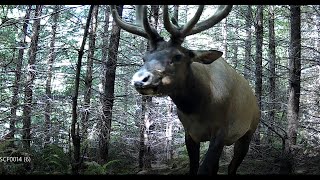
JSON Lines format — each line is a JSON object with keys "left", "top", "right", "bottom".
{"left": 99, "top": 5, "right": 123, "bottom": 164}
{"left": 244, "top": 6, "right": 252, "bottom": 79}
{"left": 316, "top": 6, "right": 320, "bottom": 117}
{"left": 232, "top": 44, "right": 238, "bottom": 69}
{"left": 254, "top": 5, "right": 263, "bottom": 145}
{"left": 287, "top": 5, "right": 301, "bottom": 148}
{"left": 279, "top": 138, "right": 294, "bottom": 174}
{"left": 138, "top": 5, "right": 159, "bottom": 170}
{"left": 81, "top": 5, "right": 99, "bottom": 141}
{"left": 232, "top": 18, "right": 239, "bottom": 69}
{"left": 281, "top": 6, "right": 301, "bottom": 174}
{"left": 144, "top": 97, "right": 154, "bottom": 169}
{"left": 149, "top": 8, "right": 159, "bottom": 166}
{"left": 98, "top": 5, "right": 110, "bottom": 164}
{"left": 124, "top": 80, "right": 128, "bottom": 131}
{"left": 138, "top": 96, "right": 154, "bottom": 170}
{"left": 166, "top": 98, "right": 174, "bottom": 163}
{"left": 165, "top": 5, "right": 179, "bottom": 164}
{"left": 138, "top": 96, "right": 147, "bottom": 170}
{"left": 44, "top": 5, "right": 60, "bottom": 145}
{"left": 267, "top": 6, "right": 276, "bottom": 145}
{"left": 71, "top": 5, "right": 94, "bottom": 175}
{"left": 9, "top": 5, "right": 31, "bottom": 144}
{"left": 100, "top": 6, "right": 110, "bottom": 95}
{"left": 22, "top": 5, "right": 43, "bottom": 150}
{"left": 222, "top": 18, "right": 228, "bottom": 59}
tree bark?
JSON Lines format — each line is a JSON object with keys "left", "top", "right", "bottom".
{"left": 316, "top": 6, "right": 320, "bottom": 117}
{"left": 281, "top": 6, "right": 301, "bottom": 174}
{"left": 287, "top": 5, "right": 301, "bottom": 147}
{"left": 99, "top": 5, "right": 123, "bottom": 164}
{"left": 232, "top": 18, "right": 239, "bottom": 69}
{"left": 81, "top": 5, "right": 99, "bottom": 141}
{"left": 138, "top": 5, "right": 159, "bottom": 171}
{"left": 138, "top": 96, "right": 147, "bottom": 170}
{"left": 123, "top": 80, "right": 129, "bottom": 133}
{"left": 148, "top": 6, "right": 159, "bottom": 167}
{"left": 98, "top": 5, "right": 110, "bottom": 164}
{"left": 100, "top": 6, "right": 110, "bottom": 93}
{"left": 71, "top": 5, "right": 94, "bottom": 175}
{"left": 244, "top": 6, "right": 252, "bottom": 79}
{"left": 222, "top": 18, "right": 228, "bottom": 59}
{"left": 9, "top": 5, "right": 31, "bottom": 144}
{"left": 166, "top": 98, "right": 174, "bottom": 163}
{"left": 165, "top": 5, "right": 179, "bottom": 164}
{"left": 22, "top": 5, "right": 43, "bottom": 150}
{"left": 44, "top": 5, "right": 60, "bottom": 145}
{"left": 254, "top": 5, "right": 263, "bottom": 145}
{"left": 232, "top": 44, "right": 238, "bottom": 69}
{"left": 267, "top": 6, "right": 276, "bottom": 145}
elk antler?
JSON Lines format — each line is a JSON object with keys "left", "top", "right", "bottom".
{"left": 111, "top": 5, "right": 162, "bottom": 42}
{"left": 163, "top": 5, "right": 233, "bottom": 43}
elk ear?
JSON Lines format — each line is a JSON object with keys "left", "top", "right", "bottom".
{"left": 191, "top": 50, "right": 223, "bottom": 64}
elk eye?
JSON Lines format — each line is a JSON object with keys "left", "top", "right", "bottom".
{"left": 172, "top": 54, "right": 182, "bottom": 63}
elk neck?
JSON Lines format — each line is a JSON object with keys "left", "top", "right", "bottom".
{"left": 169, "top": 63, "right": 214, "bottom": 114}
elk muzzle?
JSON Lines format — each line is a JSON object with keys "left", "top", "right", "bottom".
{"left": 131, "top": 68, "right": 162, "bottom": 95}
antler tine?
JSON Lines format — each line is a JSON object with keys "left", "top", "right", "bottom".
{"left": 187, "top": 5, "right": 233, "bottom": 36}
{"left": 141, "top": 5, "right": 162, "bottom": 41}
{"left": 163, "top": 5, "right": 180, "bottom": 38}
{"left": 111, "top": 5, "right": 148, "bottom": 38}
{"left": 180, "top": 5, "right": 204, "bottom": 38}
{"left": 135, "top": 5, "right": 144, "bottom": 25}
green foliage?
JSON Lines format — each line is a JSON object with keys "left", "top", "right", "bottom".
{"left": 0, "top": 139, "right": 11, "bottom": 153}
{"left": 32, "top": 144, "right": 69, "bottom": 174}
{"left": 83, "top": 161, "right": 105, "bottom": 175}
{"left": 104, "top": 159, "right": 122, "bottom": 173}
{"left": 0, "top": 140, "right": 10, "bottom": 174}
{"left": 82, "top": 159, "right": 121, "bottom": 175}
{"left": 1, "top": 143, "right": 70, "bottom": 175}
{"left": 0, "top": 161, "right": 27, "bottom": 175}
{"left": 0, "top": 140, "right": 31, "bottom": 175}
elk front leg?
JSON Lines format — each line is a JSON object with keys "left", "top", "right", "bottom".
{"left": 185, "top": 133, "right": 200, "bottom": 175}
{"left": 228, "top": 131, "right": 253, "bottom": 175}
{"left": 197, "top": 130, "right": 225, "bottom": 175}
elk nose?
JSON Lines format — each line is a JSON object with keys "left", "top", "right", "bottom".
{"left": 134, "top": 81, "right": 144, "bottom": 88}
{"left": 132, "top": 70, "right": 153, "bottom": 88}
{"left": 134, "top": 75, "right": 150, "bottom": 87}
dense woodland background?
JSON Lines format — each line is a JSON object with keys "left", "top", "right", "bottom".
{"left": 0, "top": 5, "right": 319, "bottom": 175}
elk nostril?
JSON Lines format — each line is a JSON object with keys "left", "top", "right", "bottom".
{"left": 142, "top": 75, "right": 150, "bottom": 83}
{"left": 134, "top": 81, "right": 143, "bottom": 88}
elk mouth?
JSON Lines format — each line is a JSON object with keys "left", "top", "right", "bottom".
{"left": 133, "top": 74, "right": 172, "bottom": 96}
{"left": 134, "top": 81, "right": 166, "bottom": 96}
{"left": 136, "top": 86, "right": 159, "bottom": 95}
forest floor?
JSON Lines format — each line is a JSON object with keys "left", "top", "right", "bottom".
{"left": 134, "top": 145, "right": 320, "bottom": 175}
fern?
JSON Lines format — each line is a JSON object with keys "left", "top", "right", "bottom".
{"left": 83, "top": 161, "right": 105, "bottom": 175}
{"left": 82, "top": 160, "right": 121, "bottom": 175}
{"left": 32, "top": 144, "right": 69, "bottom": 174}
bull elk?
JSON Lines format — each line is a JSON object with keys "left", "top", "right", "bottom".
{"left": 111, "top": 5, "right": 260, "bottom": 175}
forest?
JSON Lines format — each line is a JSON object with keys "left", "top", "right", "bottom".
{"left": 0, "top": 5, "right": 319, "bottom": 175}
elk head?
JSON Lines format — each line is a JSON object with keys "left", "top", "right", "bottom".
{"left": 111, "top": 5, "right": 233, "bottom": 96}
